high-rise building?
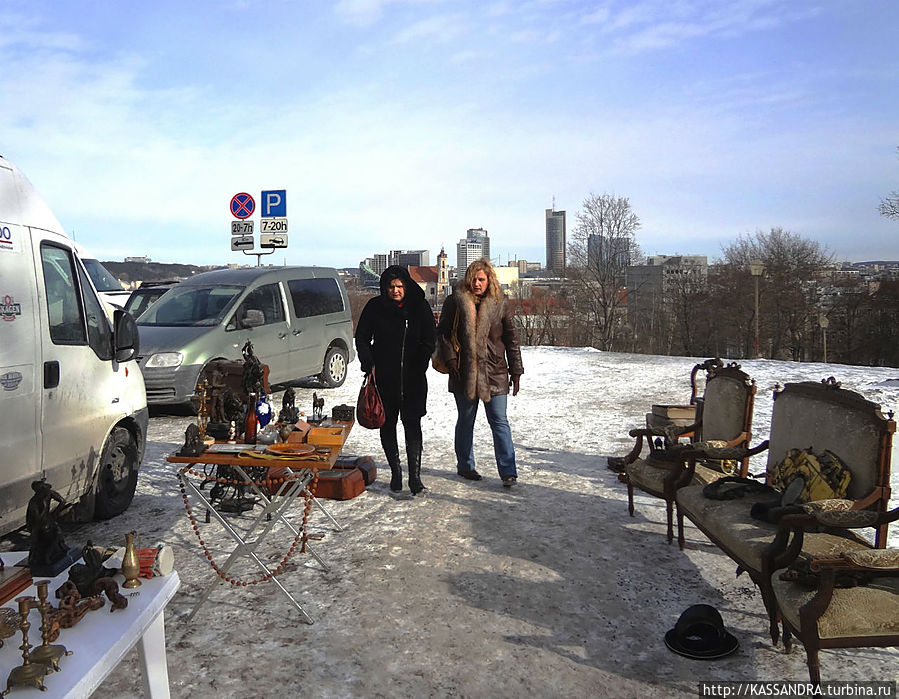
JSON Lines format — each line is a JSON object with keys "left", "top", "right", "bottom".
{"left": 456, "top": 228, "right": 490, "bottom": 271}
{"left": 545, "top": 208, "right": 566, "bottom": 276}
{"left": 389, "top": 250, "right": 430, "bottom": 267}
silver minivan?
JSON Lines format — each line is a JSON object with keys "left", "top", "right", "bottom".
{"left": 136, "top": 266, "right": 355, "bottom": 407}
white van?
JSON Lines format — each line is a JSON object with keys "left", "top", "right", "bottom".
{"left": 74, "top": 244, "right": 132, "bottom": 310}
{"left": 0, "top": 156, "right": 147, "bottom": 535}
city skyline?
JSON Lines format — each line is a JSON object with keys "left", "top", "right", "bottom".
{"left": 3, "top": 2, "right": 898, "bottom": 269}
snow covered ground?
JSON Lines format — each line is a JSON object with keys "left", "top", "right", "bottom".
{"left": 19, "top": 348, "right": 899, "bottom": 697}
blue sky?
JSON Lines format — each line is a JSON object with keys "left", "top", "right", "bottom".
{"left": 2, "top": 0, "right": 897, "bottom": 268}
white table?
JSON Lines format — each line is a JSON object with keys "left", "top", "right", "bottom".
{"left": 0, "top": 552, "right": 179, "bottom": 698}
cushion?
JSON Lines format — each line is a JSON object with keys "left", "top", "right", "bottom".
{"left": 676, "top": 485, "right": 872, "bottom": 573}
{"left": 772, "top": 570, "right": 899, "bottom": 639}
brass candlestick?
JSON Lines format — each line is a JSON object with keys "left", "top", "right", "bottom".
{"left": 121, "top": 531, "right": 142, "bottom": 589}
{"left": 28, "top": 581, "right": 70, "bottom": 672}
{"left": 2, "top": 597, "right": 47, "bottom": 695}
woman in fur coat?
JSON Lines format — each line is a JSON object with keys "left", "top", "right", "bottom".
{"left": 356, "top": 266, "right": 436, "bottom": 495}
{"left": 436, "top": 259, "right": 524, "bottom": 486}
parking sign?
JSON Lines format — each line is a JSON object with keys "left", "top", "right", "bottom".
{"left": 261, "top": 190, "right": 286, "bottom": 218}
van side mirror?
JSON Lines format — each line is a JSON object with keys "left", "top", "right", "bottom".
{"left": 113, "top": 309, "right": 140, "bottom": 362}
{"left": 241, "top": 309, "right": 264, "bottom": 328}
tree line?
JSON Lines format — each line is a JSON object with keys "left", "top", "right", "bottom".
{"left": 512, "top": 186, "right": 899, "bottom": 367}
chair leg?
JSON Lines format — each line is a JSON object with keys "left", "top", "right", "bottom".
{"left": 665, "top": 498, "right": 674, "bottom": 543}
{"left": 758, "top": 583, "right": 781, "bottom": 646}
{"left": 806, "top": 648, "right": 821, "bottom": 687}
{"left": 782, "top": 623, "right": 792, "bottom": 652}
{"left": 676, "top": 509, "right": 685, "bottom": 550}
{"left": 626, "top": 478, "right": 635, "bottom": 517}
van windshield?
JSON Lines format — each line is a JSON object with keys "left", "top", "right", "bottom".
{"left": 82, "top": 258, "right": 124, "bottom": 292}
{"left": 137, "top": 285, "right": 243, "bottom": 327}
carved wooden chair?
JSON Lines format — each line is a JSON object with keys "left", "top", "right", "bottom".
{"left": 607, "top": 358, "right": 722, "bottom": 472}
{"left": 619, "top": 362, "right": 756, "bottom": 543}
{"left": 771, "top": 508, "right": 899, "bottom": 685}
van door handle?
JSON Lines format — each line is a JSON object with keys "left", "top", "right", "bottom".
{"left": 44, "top": 361, "right": 60, "bottom": 389}
{"left": 278, "top": 332, "right": 287, "bottom": 339}
{"left": 292, "top": 329, "right": 302, "bottom": 336}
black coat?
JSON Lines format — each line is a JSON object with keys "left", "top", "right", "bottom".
{"left": 355, "top": 266, "right": 436, "bottom": 418}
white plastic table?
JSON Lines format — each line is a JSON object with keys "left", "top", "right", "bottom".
{"left": 0, "top": 551, "right": 180, "bottom": 698}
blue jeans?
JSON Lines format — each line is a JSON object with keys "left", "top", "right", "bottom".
{"left": 454, "top": 393, "right": 517, "bottom": 478}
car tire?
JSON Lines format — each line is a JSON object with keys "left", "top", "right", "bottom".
{"left": 320, "top": 346, "right": 348, "bottom": 388}
{"left": 94, "top": 426, "right": 139, "bottom": 519}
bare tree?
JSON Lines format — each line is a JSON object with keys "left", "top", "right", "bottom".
{"left": 567, "top": 193, "right": 641, "bottom": 351}
{"left": 880, "top": 147, "right": 899, "bottom": 220}
{"left": 719, "top": 228, "right": 832, "bottom": 360}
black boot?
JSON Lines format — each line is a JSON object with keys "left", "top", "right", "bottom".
{"left": 387, "top": 452, "right": 403, "bottom": 493}
{"left": 407, "top": 442, "right": 425, "bottom": 495}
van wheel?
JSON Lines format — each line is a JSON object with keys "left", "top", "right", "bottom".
{"left": 95, "top": 427, "right": 139, "bottom": 519}
{"left": 320, "top": 347, "right": 348, "bottom": 387}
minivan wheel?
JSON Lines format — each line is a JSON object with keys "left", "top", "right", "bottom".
{"left": 94, "top": 426, "right": 139, "bottom": 519}
{"left": 320, "top": 347, "right": 348, "bottom": 387}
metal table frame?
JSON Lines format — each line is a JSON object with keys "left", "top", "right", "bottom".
{"left": 176, "top": 460, "right": 328, "bottom": 624}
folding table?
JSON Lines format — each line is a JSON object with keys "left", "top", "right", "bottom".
{"left": 167, "top": 419, "right": 354, "bottom": 625}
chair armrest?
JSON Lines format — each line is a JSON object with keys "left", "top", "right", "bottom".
{"left": 627, "top": 423, "right": 696, "bottom": 440}
{"left": 810, "top": 548, "right": 899, "bottom": 573}
{"left": 677, "top": 439, "right": 769, "bottom": 463}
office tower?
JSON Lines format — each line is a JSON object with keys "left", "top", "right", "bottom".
{"left": 456, "top": 228, "right": 490, "bottom": 271}
{"left": 389, "top": 250, "right": 430, "bottom": 267}
{"left": 545, "top": 208, "right": 566, "bottom": 276}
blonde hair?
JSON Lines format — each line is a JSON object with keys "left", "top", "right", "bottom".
{"left": 462, "top": 259, "right": 501, "bottom": 301}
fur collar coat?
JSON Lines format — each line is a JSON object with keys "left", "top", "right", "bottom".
{"left": 437, "top": 288, "right": 523, "bottom": 402}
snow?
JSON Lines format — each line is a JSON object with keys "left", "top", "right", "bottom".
{"left": 22, "top": 348, "right": 899, "bottom": 696}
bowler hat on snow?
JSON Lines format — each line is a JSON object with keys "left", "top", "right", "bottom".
{"left": 664, "top": 604, "right": 739, "bottom": 660}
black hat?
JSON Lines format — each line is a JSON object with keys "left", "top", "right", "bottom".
{"left": 664, "top": 604, "right": 739, "bottom": 660}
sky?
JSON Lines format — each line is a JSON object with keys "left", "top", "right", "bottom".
{"left": 2, "top": 0, "right": 897, "bottom": 269}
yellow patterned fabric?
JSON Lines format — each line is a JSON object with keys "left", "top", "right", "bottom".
{"left": 801, "top": 499, "right": 854, "bottom": 514}
{"left": 813, "top": 510, "right": 878, "bottom": 528}
{"left": 770, "top": 448, "right": 851, "bottom": 503}
{"left": 844, "top": 549, "right": 899, "bottom": 569}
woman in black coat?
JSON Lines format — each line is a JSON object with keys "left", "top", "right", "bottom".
{"left": 355, "top": 266, "right": 436, "bottom": 494}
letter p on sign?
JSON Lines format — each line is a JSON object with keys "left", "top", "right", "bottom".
{"left": 261, "top": 190, "right": 286, "bottom": 218}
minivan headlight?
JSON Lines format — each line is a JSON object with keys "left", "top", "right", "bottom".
{"left": 146, "top": 352, "right": 184, "bottom": 368}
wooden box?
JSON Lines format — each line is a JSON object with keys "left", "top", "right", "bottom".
{"left": 313, "top": 468, "right": 365, "bottom": 500}
{"left": 307, "top": 426, "right": 346, "bottom": 447}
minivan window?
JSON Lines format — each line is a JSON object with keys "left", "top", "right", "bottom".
{"left": 138, "top": 285, "right": 243, "bottom": 327}
{"left": 226, "top": 282, "right": 285, "bottom": 331}
{"left": 287, "top": 278, "right": 344, "bottom": 319}
{"left": 82, "top": 257, "right": 124, "bottom": 293}
{"left": 76, "top": 262, "right": 114, "bottom": 360}
{"left": 41, "top": 244, "right": 87, "bottom": 344}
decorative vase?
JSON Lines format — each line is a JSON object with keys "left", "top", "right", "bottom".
{"left": 121, "top": 532, "right": 141, "bottom": 589}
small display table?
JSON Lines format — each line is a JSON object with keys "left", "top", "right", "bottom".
{"left": 0, "top": 551, "right": 179, "bottom": 698}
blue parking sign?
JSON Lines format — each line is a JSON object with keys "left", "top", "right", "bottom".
{"left": 261, "top": 190, "right": 286, "bottom": 218}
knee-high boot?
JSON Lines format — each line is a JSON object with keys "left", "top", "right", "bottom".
{"left": 386, "top": 451, "right": 403, "bottom": 492}
{"left": 407, "top": 439, "right": 425, "bottom": 495}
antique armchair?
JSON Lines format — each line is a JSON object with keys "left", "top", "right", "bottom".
{"left": 619, "top": 362, "right": 756, "bottom": 543}
{"left": 771, "top": 506, "right": 899, "bottom": 685}
{"left": 607, "top": 358, "right": 722, "bottom": 472}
